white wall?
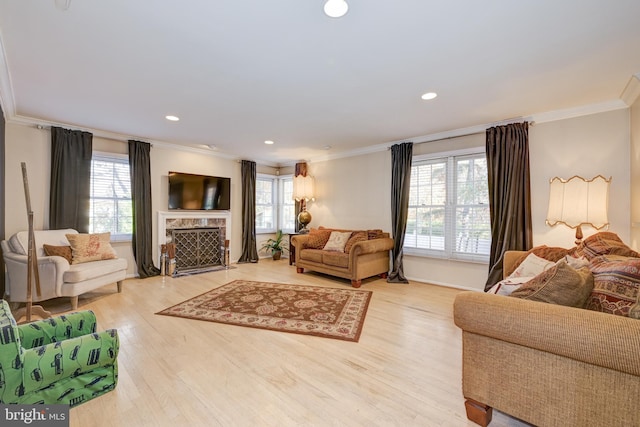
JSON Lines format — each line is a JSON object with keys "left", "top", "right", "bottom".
{"left": 4, "top": 107, "right": 633, "bottom": 289}
{"left": 630, "top": 95, "right": 640, "bottom": 250}
{"left": 307, "top": 108, "right": 632, "bottom": 291}
{"left": 3, "top": 123, "right": 249, "bottom": 277}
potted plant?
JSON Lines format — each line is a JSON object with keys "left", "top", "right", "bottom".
{"left": 261, "top": 230, "right": 288, "bottom": 260}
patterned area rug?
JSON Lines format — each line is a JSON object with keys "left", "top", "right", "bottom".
{"left": 156, "top": 280, "right": 372, "bottom": 342}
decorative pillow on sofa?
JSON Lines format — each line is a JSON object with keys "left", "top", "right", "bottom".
{"left": 344, "top": 231, "right": 367, "bottom": 253}
{"left": 303, "top": 229, "right": 332, "bottom": 249}
{"left": 573, "top": 232, "right": 640, "bottom": 260}
{"left": 65, "top": 232, "right": 117, "bottom": 264}
{"left": 487, "top": 253, "right": 555, "bottom": 296}
{"left": 42, "top": 244, "right": 73, "bottom": 264}
{"left": 323, "top": 231, "right": 353, "bottom": 252}
{"left": 585, "top": 255, "right": 640, "bottom": 318}
{"left": 367, "top": 229, "right": 384, "bottom": 240}
{"left": 512, "top": 245, "right": 571, "bottom": 272}
{"left": 509, "top": 259, "right": 594, "bottom": 307}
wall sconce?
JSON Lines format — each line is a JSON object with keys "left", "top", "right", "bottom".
{"left": 293, "top": 175, "right": 315, "bottom": 232}
{"left": 546, "top": 175, "right": 611, "bottom": 245}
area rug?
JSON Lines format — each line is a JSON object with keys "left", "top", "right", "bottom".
{"left": 156, "top": 280, "right": 372, "bottom": 342}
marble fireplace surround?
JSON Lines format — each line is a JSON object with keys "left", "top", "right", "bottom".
{"left": 157, "top": 210, "right": 232, "bottom": 248}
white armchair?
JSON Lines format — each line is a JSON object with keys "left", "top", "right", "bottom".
{"left": 1, "top": 229, "right": 127, "bottom": 310}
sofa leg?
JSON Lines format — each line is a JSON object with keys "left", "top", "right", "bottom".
{"left": 464, "top": 398, "right": 493, "bottom": 427}
{"left": 117, "top": 280, "right": 123, "bottom": 293}
{"left": 70, "top": 296, "right": 79, "bottom": 311}
{"left": 296, "top": 267, "right": 304, "bottom": 274}
{"left": 351, "top": 280, "right": 362, "bottom": 288}
{"left": 379, "top": 272, "right": 388, "bottom": 279}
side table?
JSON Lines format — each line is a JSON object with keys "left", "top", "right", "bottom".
{"left": 288, "top": 233, "right": 301, "bottom": 265}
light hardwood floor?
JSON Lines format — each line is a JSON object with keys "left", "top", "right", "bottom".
{"left": 35, "top": 260, "right": 529, "bottom": 427}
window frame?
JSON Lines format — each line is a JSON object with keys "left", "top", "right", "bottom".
{"left": 89, "top": 151, "right": 132, "bottom": 242}
{"left": 255, "top": 173, "right": 295, "bottom": 235}
{"left": 403, "top": 147, "right": 490, "bottom": 264}
{"left": 256, "top": 174, "right": 277, "bottom": 234}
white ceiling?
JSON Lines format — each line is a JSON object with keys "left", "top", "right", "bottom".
{"left": 1, "top": 0, "right": 640, "bottom": 166}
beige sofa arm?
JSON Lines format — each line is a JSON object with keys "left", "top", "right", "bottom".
{"left": 351, "top": 237, "right": 394, "bottom": 256}
{"left": 453, "top": 291, "right": 640, "bottom": 377}
{"left": 290, "top": 234, "right": 310, "bottom": 249}
{"left": 503, "top": 250, "right": 526, "bottom": 278}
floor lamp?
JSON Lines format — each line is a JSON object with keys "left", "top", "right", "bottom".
{"left": 12, "top": 163, "right": 51, "bottom": 323}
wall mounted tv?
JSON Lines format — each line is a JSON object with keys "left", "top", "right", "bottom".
{"left": 168, "top": 171, "right": 231, "bottom": 210}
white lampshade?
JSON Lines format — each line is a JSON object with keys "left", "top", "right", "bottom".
{"left": 293, "top": 175, "right": 315, "bottom": 202}
{"left": 546, "top": 175, "right": 611, "bottom": 230}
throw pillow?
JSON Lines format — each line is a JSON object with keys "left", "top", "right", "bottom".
{"left": 323, "top": 231, "right": 353, "bottom": 252}
{"left": 487, "top": 276, "right": 533, "bottom": 296}
{"left": 344, "top": 231, "right": 367, "bottom": 253}
{"left": 65, "top": 232, "right": 117, "bottom": 264}
{"left": 303, "top": 229, "right": 332, "bottom": 249}
{"left": 509, "top": 259, "right": 594, "bottom": 308}
{"left": 42, "top": 244, "right": 73, "bottom": 264}
{"left": 573, "top": 231, "right": 640, "bottom": 260}
{"left": 367, "top": 229, "right": 384, "bottom": 240}
{"left": 511, "top": 245, "right": 571, "bottom": 271}
{"left": 508, "top": 253, "right": 555, "bottom": 278}
{"left": 585, "top": 255, "right": 640, "bottom": 318}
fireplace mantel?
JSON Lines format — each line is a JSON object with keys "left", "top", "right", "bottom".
{"left": 157, "top": 210, "right": 232, "bottom": 245}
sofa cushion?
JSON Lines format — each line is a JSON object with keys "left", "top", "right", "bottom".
{"left": 322, "top": 251, "right": 349, "bottom": 268}
{"left": 573, "top": 231, "right": 639, "bottom": 260}
{"left": 66, "top": 232, "right": 117, "bottom": 264}
{"left": 299, "top": 249, "right": 324, "bottom": 263}
{"left": 63, "top": 258, "right": 128, "bottom": 283}
{"left": 323, "top": 231, "right": 352, "bottom": 252}
{"left": 11, "top": 229, "right": 78, "bottom": 257}
{"left": 42, "top": 244, "right": 73, "bottom": 264}
{"left": 303, "top": 229, "right": 332, "bottom": 249}
{"left": 586, "top": 255, "right": 640, "bottom": 318}
{"left": 344, "top": 231, "right": 367, "bottom": 253}
{"left": 509, "top": 259, "right": 594, "bottom": 307}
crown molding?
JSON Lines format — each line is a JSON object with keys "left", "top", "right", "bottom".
{"left": 0, "top": 33, "right": 15, "bottom": 118}
{"left": 621, "top": 73, "right": 640, "bottom": 106}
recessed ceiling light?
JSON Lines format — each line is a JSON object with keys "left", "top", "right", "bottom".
{"left": 421, "top": 92, "right": 438, "bottom": 100}
{"left": 324, "top": 0, "right": 348, "bottom": 18}
{"left": 264, "top": 140, "right": 274, "bottom": 145}
{"left": 165, "top": 115, "right": 180, "bottom": 121}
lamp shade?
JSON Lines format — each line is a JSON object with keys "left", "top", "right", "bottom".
{"left": 293, "top": 175, "right": 315, "bottom": 202}
{"left": 546, "top": 175, "right": 611, "bottom": 230}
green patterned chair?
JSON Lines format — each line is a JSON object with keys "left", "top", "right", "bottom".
{"left": 0, "top": 300, "right": 119, "bottom": 407}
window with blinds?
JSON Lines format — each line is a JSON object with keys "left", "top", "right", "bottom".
{"left": 405, "top": 151, "right": 490, "bottom": 262}
{"left": 256, "top": 174, "right": 295, "bottom": 234}
{"left": 89, "top": 152, "right": 132, "bottom": 240}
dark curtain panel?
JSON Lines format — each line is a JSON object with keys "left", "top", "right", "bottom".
{"left": 294, "top": 162, "right": 308, "bottom": 232}
{"left": 238, "top": 160, "right": 259, "bottom": 263}
{"left": 0, "top": 103, "right": 5, "bottom": 296}
{"left": 387, "top": 142, "right": 413, "bottom": 283}
{"left": 128, "top": 140, "right": 160, "bottom": 278}
{"left": 49, "top": 127, "right": 93, "bottom": 232}
{"left": 485, "top": 122, "right": 533, "bottom": 290}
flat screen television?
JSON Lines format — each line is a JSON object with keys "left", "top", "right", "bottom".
{"left": 168, "top": 171, "right": 231, "bottom": 210}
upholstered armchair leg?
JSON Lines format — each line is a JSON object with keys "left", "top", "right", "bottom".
{"left": 464, "top": 398, "right": 493, "bottom": 427}
{"left": 117, "top": 280, "right": 123, "bottom": 293}
{"left": 379, "top": 272, "right": 388, "bottom": 279}
{"left": 351, "top": 280, "right": 362, "bottom": 288}
{"left": 70, "top": 296, "right": 79, "bottom": 311}
{"left": 296, "top": 267, "right": 304, "bottom": 274}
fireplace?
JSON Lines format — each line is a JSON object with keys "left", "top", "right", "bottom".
{"left": 158, "top": 211, "right": 232, "bottom": 275}
{"left": 172, "top": 227, "right": 223, "bottom": 274}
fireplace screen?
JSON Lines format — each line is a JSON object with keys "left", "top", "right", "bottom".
{"left": 171, "top": 227, "right": 223, "bottom": 274}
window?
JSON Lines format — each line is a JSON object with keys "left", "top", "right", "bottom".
{"left": 404, "top": 150, "right": 490, "bottom": 262}
{"left": 256, "top": 174, "right": 296, "bottom": 234}
{"left": 256, "top": 176, "right": 275, "bottom": 233}
{"left": 89, "top": 152, "right": 132, "bottom": 241}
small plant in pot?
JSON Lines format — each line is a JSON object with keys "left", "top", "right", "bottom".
{"left": 261, "top": 230, "right": 288, "bottom": 260}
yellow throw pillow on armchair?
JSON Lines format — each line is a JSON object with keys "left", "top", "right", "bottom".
{"left": 66, "top": 232, "right": 117, "bottom": 264}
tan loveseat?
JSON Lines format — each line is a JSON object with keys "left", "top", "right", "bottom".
{"left": 2, "top": 229, "right": 127, "bottom": 310}
{"left": 453, "top": 250, "right": 640, "bottom": 427}
{"left": 291, "top": 228, "right": 394, "bottom": 288}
